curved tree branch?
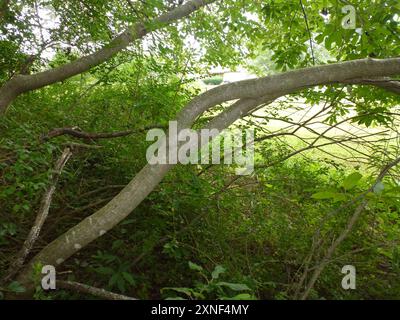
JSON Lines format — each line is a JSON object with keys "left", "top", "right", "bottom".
{"left": 13, "top": 58, "right": 400, "bottom": 296}
{"left": 344, "top": 77, "right": 400, "bottom": 95}
{"left": 0, "top": 0, "right": 217, "bottom": 114}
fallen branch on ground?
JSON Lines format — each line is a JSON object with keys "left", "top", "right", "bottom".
{"left": 57, "top": 280, "right": 138, "bottom": 300}
{"left": 2, "top": 148, "right": 72, "bottom": 284}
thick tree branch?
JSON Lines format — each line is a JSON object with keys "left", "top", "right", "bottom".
{"left": 13, "top": 58, "right": 400, "bottom": 296}
{"left": 0, "top": 0, "right": 217, "bottom": 114}
{"left": 177, "top": 58, "right": 400, "bottom": 127}
{"left": 345, "top": 77, "right": 400, "bottom": 95}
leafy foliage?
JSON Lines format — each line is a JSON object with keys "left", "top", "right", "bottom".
{"left": 1, "top": 0, "right": 400, "bottom": 301}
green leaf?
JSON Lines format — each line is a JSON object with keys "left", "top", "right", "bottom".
{"left": 96, "top": 267, "right": 114, "bottom": 275}
{"left": 162, "top": 287, "right": 193, "bottom": 298}
{"left": 122, "top": 272, "right": 135, "bottom": 286}
{"left": 342, "top": 172, "right": 362, "bottom": 190}
{"left": 8, "top": 281, "right": 26, "bottom": 293}
{"left": 117, "top": 277, "right": 126, "bottom": 293}
{"left": 211, "top": 265, "right": 226, "bottom": 280}
{"left": 188, "top": 261, "right": 203, "bottom": 272}
{"left": 311, "top": 191, "right": 337, "bottom": 199}
{"left": 109, "top": 273, "right": 119, "bottom": 287}
{"left": 332, "top": 193, "right": 346, "bottom": 203}
{"left": 216, "top": 282, "right": 250, "bottom": 291}
{"left": 227, "top": 293, "right": 253, "bottom": 300}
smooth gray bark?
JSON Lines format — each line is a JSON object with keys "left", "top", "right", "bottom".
{"left": 14, "top": 57, "right": 400, "bottom": 293}
{"left": 0, "top": 0, "right": 217, "bottom": 114}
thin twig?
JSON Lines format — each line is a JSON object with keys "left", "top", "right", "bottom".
{"left": 300, "top": 156, "right": 400, "bottom": 299}
{"left": 299, "top": 0, "right": 315, "bottom": 65}
{"left": 2, "top": 148, "right": 73, "bottom": 284}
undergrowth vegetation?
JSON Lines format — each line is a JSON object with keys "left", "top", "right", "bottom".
{"left": 1, "top": 56, "right": 400, "bottom": 300}
{"left": 1, "top": 0, "right": 400, "bottom": 301}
